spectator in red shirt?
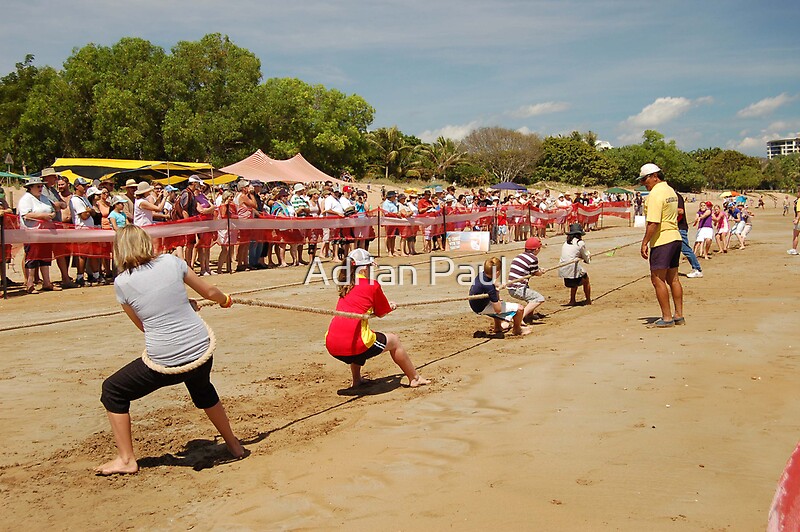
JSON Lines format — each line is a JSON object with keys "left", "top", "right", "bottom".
{"left": 325, "top": 249, "right": 430, "bottom": 389}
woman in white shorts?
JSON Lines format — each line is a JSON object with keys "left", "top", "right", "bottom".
{"left": 692, "top": 202, "right": 714, "bottom": 260}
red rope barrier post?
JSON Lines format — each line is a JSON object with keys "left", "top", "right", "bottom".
{"left": 600, "top": 203, "right": 604, "bottom": 229}
{"left": 1, "top": 213, "right": 6, "bottom": 300}
{"left": 527, "top": 204, "right": 532, "bottom": 238}
{"left": 226, "top": 207, "right": 232, "bottom": 275}
{"left": 440, "top": 207, "right": 447, "bottom": 251}
{"left": 492, "top": 206, "right": 498, "bottom": 245}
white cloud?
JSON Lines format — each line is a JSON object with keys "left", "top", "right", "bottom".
{"left": 730, "top": 136, "right": 767, "bottom": 152}
{"left": 727, "top": 121, "right": 800, "bottom": 155}
{"left": 623, "top": 97, "right": 694, "bottom": 128}
{"left": 616, "top": 131, "right": 646, "bottom": 145}
{"left": 510, "top": 101, "right": 570, "bottom": 118}
{"left": 737, "top": 93, "right": 796, "bottom": 118}
{"left": 418, "top": 121, "right": 480, "bottom": 143}
{"left": 616, "top": 96, "right": 713, "bottom": 146}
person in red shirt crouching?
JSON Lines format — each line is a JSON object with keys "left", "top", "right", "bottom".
{"left": 325, "top": 248, "right": 431, "bottom": 389}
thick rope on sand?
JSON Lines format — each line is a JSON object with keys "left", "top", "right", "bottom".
{"left": 141, "top": 318, "right": 216, "bottom": 375}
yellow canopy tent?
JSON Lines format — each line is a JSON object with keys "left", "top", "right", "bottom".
{"left": 51, "top": 158, "right": 229, "bottom": 185}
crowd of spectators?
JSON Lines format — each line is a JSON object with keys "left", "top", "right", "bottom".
{"left": 1, "top": 170, "right": 629, "bottom": 294}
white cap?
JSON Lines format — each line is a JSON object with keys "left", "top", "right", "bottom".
{"left": 347, "top": 248, "right": 374, "bottom": 267}
{"left": 293, "top": 183, "right": 306, "bottom": 193}
{"left": 188, "top": 175, "right": 203, "bottom": 183}
{"left": 638, "top": 163, "right": 661, "bottom": 179}
{"left": 86, "top": 186, "right": 102, "bottom": 197}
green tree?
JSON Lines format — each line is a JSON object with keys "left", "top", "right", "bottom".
{"left": 699, "top": 149, "right": 761, "bottom": 189}
{"left": 728, "top": 166, "right": 762, "bottom": 191}
{"left": 163, "top": 33, "right": 262, "bottom": 165}
{"left": 366, "top": 126, "right": 413, "bottom": 180}
{"left": 763, "top": 154, "right": 800, "bottom": 190}
{"left": 606, "top": 130, "right": 703, "bottom": 192}
{"left": 417, "top": 136, "right": 466, "bottom": 182}
{"left": 0, "top": 54, "right": 41, "bottom": 166}
{"left": 254, "top": 78, "right": 373, "bottom": 176}
{"left": 15, "top": 67, "right": 76, "bottom": 169}
{"left": 534, "top": 133, "right": 618, "bottom": 186}
{"left": 90, "top": 38, "right": 169, "bottom": 159}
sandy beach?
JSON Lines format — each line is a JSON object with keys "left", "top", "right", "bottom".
{"left": 1, "top": 198, "right": 798, "bottom": 530}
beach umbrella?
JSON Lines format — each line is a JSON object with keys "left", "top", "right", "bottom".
{"left": 730, "top": 191, "right": 740, "bottom": 196}
{"left": 719, "top": 191, "right": 733, "bottom": 198}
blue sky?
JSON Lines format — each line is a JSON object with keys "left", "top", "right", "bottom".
{"left": 2, "top": 0, "right": 799, "bottom": 157}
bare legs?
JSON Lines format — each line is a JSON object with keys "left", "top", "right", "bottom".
{"left": 349, "top": 333, "right": 430, "bottom": 388}
{"left": 94, "top": 412, "right": 139, "bottom": 475}
{"left": 650, "top": 267, "right": 682, "bottom": 322}
{"left": 568, "top": 277, "right": 591, "bottom": 306}
{"left": 95, "top": 401, "right": 243, "bottom": 476}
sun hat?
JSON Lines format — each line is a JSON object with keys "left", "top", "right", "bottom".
{"left": 24, "top": 176, "right": 45, "bottom": 188}
{"left": 347, "top": 248, "right": 374, "bottom": 267}
{"left": 638, "top": 163, "right": 661, "bottom": 180}
{"left": 567, "top": 223, "right": 586, "bottom": 236}
{"left": 40, "top": 167, "right": 60, "bottom": 178}
{"left": 135, "top": 181, "right": 153, "bottom": 196}
{"left": 525, "top": 237, "right": 542, "bottom": 250}
{"left": 188, "top": 175, "right": 203, "bottom": 184}
{"left": 110, "top": 195, "right": 129, "bottom": 206}
{"left": 293, "top": 183, "right": 306, "bottom": 193}
{"left": 307, "top": 188, "right": 320, "bottom": 195}
{"left": 124, "top": 178, "right": 138, "bottom": 188}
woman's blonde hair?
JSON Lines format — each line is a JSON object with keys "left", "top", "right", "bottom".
{"left": 336, "top": 257, "right": 372, "bottom": 298}
{"left": 113, "top": 225, "right": 155, "bottom": 272}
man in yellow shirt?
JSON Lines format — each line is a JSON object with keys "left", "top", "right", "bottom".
{"left": 639, "top": 163, "right": 684, "bottom": 328}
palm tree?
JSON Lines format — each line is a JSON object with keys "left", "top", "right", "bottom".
{"left": 367, "top": 126, "right": 410, "bottom": 180}
{"left": 419, "top": 136, "right": 465, "bottom": 182}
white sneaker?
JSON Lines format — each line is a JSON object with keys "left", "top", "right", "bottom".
{"left": 687, "top": 270, "right": 704, "bottom": 278}
{"left": 789, "top": 249, "right": 799, "bottom": 255}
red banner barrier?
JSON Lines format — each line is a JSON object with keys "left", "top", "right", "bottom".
{"left": 3, "top": 201, "right": 631, "bottom": 257}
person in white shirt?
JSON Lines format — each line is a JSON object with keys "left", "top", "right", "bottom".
{"left": 69, "top": 177, "right": 103, "bottom": 286}
{"left": 323, "top": 189, "right": 345, "bottom": 259}
{"left": 18, "top": 177, "right": 59, "bottom": 293}
{"left": 559, "top": 224, "right": 592, "bottom": 306}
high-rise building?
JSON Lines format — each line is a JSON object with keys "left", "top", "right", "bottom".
{"left": 767, "top": 137, "right": 800, "bottom": 159}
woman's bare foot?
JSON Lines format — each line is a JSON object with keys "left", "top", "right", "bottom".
{"left": 226, "top": 440, "right": 246, "bottom": 459}
{"left": 512, "top": 325, "right": 532, "bottom": 336}
{"left": 409, "top": 375, "right": 431, "bottom": 388}
{"left": 94, "top": 455, "right": 138, "bottom": 476}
